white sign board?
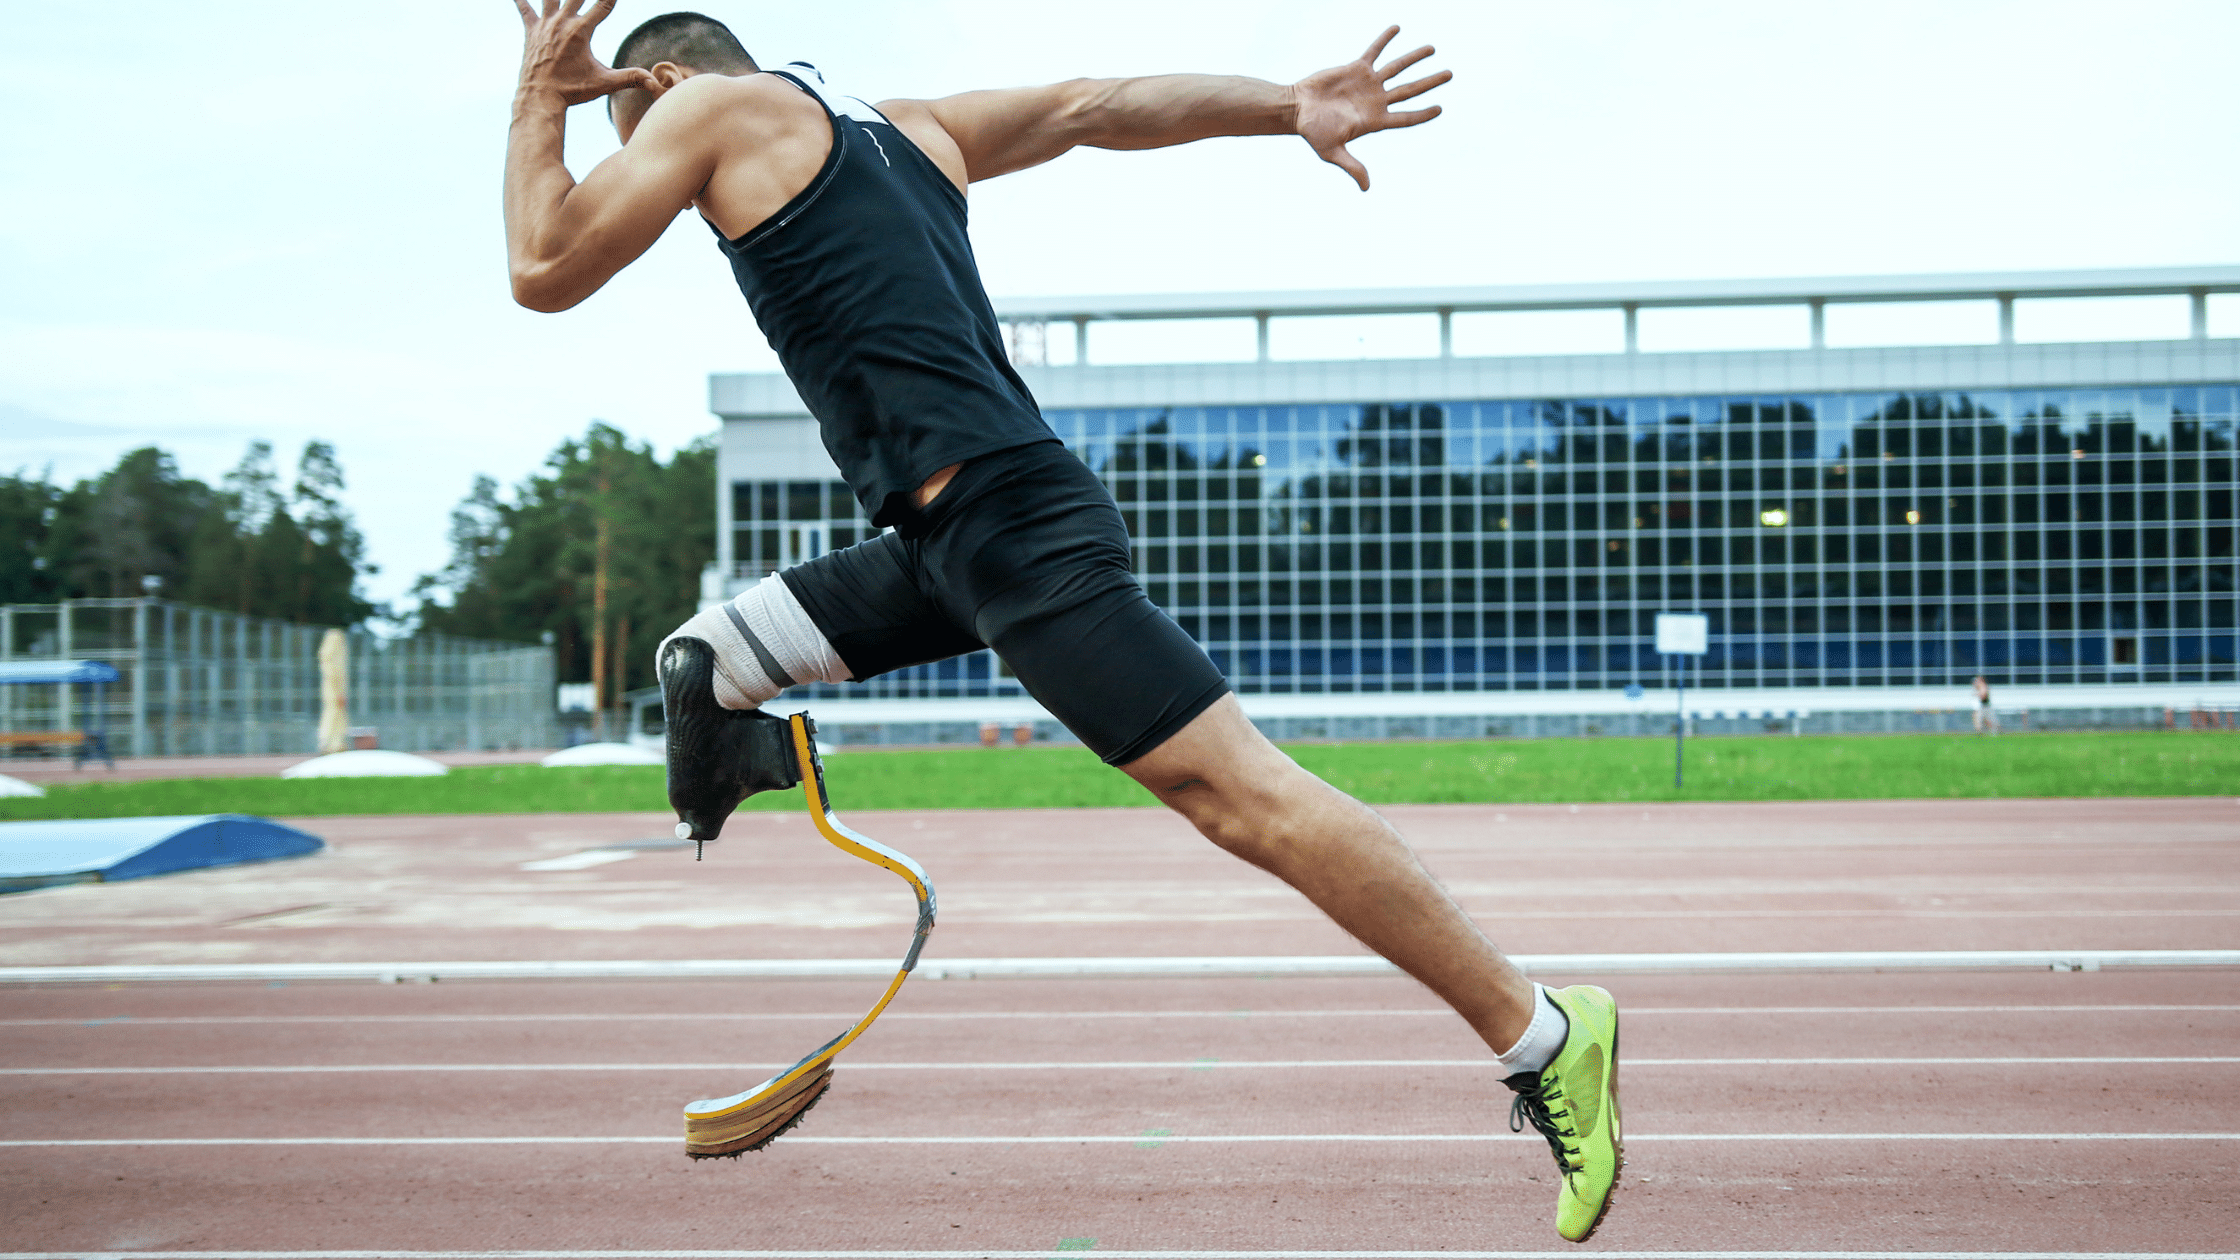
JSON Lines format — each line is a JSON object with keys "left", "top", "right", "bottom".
{"left": 1654, "top": 612, "right": 1710, "bottom": 656}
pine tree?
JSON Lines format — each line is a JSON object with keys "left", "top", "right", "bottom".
{"left": 416, "top": 423, "right": 716, "bottom": 686}
{"left": 287, "top": 440, "right": 374, "bottom": 626}
{"left": 58, "top": 447, "right": 210, "bottom": 599}
{"left": 0, "top": 470, "right": 63, "bottom": 604}
{"left": 11, "top": 440, "right": 376, "bottom": 627}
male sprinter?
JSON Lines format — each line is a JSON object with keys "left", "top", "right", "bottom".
{"left": 504, "top": 2, "right": 1621, "bottom": 1240}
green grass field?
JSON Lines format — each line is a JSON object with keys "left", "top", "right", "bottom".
{"left": 1, "top": 730, "right": 2231, "bottom": 821}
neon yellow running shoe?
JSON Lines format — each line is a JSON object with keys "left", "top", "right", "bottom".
{"left": 1503, "top": 984, "right": 1623, "bottom": 1243}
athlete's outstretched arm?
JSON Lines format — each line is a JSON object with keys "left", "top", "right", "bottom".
{"left": 902, "top": 26, "right": 1448, "bottom": 191}
{"left": 504, "top": 0, "right": 712, "bottom": 312}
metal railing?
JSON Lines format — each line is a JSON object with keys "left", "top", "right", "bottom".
{"left": 0, "top": 599, "right": 557, "bottom": 758}
{"left": 991, "top": 264, "right": 2240, "bottom": 363}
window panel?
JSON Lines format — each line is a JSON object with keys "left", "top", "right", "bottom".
{"left": 766, "top": 382, "right": 2240, "bottom": 700}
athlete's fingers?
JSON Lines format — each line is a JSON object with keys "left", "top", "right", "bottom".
{"left": 1380, "top": 104, "right": 1442, "bottom": 131}
{"left": 1321, "top": 143, "right": 1370, "bottom": 191}
{"left": 1385, "top": 68, "right": 1451, "bottom": 105}
{"left": 584, "top": 0, "right": 621, "bottom": 24}
{"left": 1359, "top": 25, "right": 1400, "bottom": 67}
{"left": 1376, "top": 43, "right": 1437, "bottom": 83}
{"left": 513, "top": 0, "right": 536, "bottom": 27}
{"left": 603, "top": 65, "right": 658, "bottom": 94}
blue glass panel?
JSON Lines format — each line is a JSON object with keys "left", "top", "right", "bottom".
{"left": 977, "top": 383, "right": 2239, "bottom": 702}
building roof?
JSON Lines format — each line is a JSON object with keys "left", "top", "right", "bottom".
{"left": 990, "top": 265, "right": 2240, "bottom": 321}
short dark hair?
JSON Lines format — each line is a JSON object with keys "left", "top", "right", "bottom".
{"left": 613, "top": 11, "right": 757, "bottom": 76}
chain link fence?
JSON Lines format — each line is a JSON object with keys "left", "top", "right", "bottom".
{"left": 0, "top": 599, "right": 557, "bottom": 758}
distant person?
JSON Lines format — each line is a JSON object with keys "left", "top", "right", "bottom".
{"left": 1972, "top": 675, "right": 1998, "bottom": 734}
{"left": 502, "top": 2, "right": 1621, "bottom": 1241}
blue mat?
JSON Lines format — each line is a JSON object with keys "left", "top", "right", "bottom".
{"left": 0, "top": 815, "right": 324, "bottom": 893}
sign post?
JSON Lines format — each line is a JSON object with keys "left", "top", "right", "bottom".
{"left": 1654, "top": 613, "right": 1710, "bottom": 788}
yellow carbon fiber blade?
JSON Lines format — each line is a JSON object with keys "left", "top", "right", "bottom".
{"left": 682, "top": 712, "right": 937, "bottom": 1158}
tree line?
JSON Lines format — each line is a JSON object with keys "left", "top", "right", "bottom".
{"left": 413, "top": 422, "right": 714, "bottom": 700}
{"left": 3, "top": 422, "right": 715, "bottom": 702}
{"left": 1, "top": 440, "right": 374, "bottom": 626}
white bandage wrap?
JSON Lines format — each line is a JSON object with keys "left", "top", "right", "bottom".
{"left": 661, "top": 576, "right": 853, "bottom": 710}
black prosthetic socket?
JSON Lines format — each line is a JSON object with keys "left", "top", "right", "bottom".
{"left": 659, "top": 636, "right": 803, "bottom": 851}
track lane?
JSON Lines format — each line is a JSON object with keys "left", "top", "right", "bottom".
{"left": 5, "top": 799, "right": 2234, "bottom": 968}
{"left": 10, "top": 971, "right": 2239, "bottom": 1019}
{"left": 5, "top": 1138, "right": 2235, "bottom": 1254}
{"left": 6, "top": 974, "right": 2237, "bottom": 1069}
{"left": 3, "top": 1047, "right": 2233, "bottom": 1142}
{"left": 2, "top": 800, "right": 2234, "bottom": 1253}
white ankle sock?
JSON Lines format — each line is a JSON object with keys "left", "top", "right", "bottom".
{"left": 659, "top": 576, "right": 852, "bottom": 710}
{"left": 1494, "top": 984, "right": 1570, "bottom": 1078}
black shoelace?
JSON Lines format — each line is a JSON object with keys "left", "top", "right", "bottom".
{"left": 1506, "top": 1072, "right": 1581, "bottom": 1174}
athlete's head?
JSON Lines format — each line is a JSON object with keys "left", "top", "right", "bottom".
{"left": 607, "top": 11, "right": 759, "bottom": 140}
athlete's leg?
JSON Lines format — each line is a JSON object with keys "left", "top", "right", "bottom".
{"left": 657, "top": 533, "right": 985, "bottom": 841}
{"left": 1117, "top": 693, "right": 1623, "bottom": 1241}
{"left": 663, "top": 531, "right": 986, "bottom": 713}
{"left": 662, "top": 572, "right": 858, "bottom": 709}
{"left": 1117, "top": 694, "right": 1538, "bottom": 1054}
{"left": 897, "top": 444, "right": 1620, "bottom": 1237}
{"left": 920, "top": 445, "right": 1543, "bottom": 1053}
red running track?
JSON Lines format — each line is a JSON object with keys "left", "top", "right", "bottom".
{"left": 0, "top": 797, "right": 2235, "bottom": 1257}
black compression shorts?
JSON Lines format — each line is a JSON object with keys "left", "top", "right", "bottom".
{"left": 778, "top": 441, "right": 1231, "bottom": 765}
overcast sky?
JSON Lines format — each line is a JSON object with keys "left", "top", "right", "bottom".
{"left": 4, "top": 1, "right": 2235, "bottom": 612}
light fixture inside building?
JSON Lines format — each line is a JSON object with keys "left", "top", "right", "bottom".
{"left": 1498, "top": 517, "right": 1511, "bottom": 530}
{"left": 1252, "top": 453, "right": 1267, "bottom": 466}
{"left": 1905, "top": 509, "right": 1922, "bottom": 525}
{"left": 1760, "top": 508, "right": 1789, "bottom": 527}
{"left": 2071, "top": 448, "right": 2086, "bottom": 460}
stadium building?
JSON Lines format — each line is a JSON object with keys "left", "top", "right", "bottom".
{"left": 703, "top": 267, "right": 2240, "bottom": 744}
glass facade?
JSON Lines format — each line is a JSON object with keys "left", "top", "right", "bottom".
{"left": 732, "top": 385, "right": 2239, "bottom": 699}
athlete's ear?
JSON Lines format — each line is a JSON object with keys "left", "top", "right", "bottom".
{"left": 648, "top": 61, "right": 695, "bottom": 93}
{"left": 612, "top": 63, "right": 697, "bottom": 142}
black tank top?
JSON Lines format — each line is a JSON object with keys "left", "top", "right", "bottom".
{"left": 714, "top": 65, "right": 1057, "bottom": 530}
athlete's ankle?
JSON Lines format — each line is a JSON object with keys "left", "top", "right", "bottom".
{"left": 1494, "top": 983, "right": 1570, "bottom": 1077}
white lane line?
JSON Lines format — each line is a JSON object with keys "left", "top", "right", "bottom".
{"left": 2, "top": 1251, "right": 2235, "bottom": 1260}
{"left": 1, "top": 1133, "right": 2235, "bottom": 1147}
{"left": 9, "top": 1004, "right": 2237, "bottom": 1028}
{"left": 518, "top": 851, "right": 639, "bottom": 872}
{"left": 9, "top": 949, "right": 2235, "bottom": 985}
{"left": 4, "top": 1056, "right": 2236, "bottom": 1075}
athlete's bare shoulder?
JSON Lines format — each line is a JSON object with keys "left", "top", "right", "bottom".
{"left": 872, "top": 98, "right": 970, "bottom": 194}
{"left": 659, "top": 72, "right": 812, "bottom": 123}
{"left": 638, "top": 72, "right": 833, "bottom": 240}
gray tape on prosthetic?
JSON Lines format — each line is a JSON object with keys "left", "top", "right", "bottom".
{"left": 660, "top": 576, "right": 853, "bottom": 709}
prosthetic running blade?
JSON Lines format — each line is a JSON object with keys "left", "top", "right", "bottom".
{"left": 682, "top": 712, "right": 937, "bottom": 1158}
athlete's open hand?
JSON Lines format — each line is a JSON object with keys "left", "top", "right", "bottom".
{"left": 1291, "top": 26, "right": 1450, "bottom": 191}
{"left": 513, "top": 0, "right": 655, "bottom": 106}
